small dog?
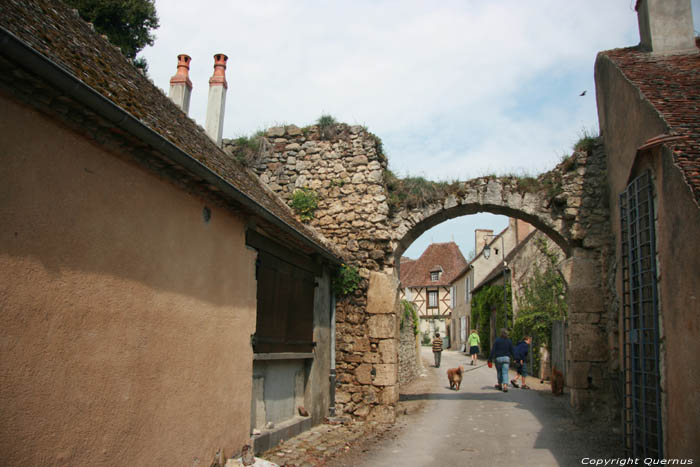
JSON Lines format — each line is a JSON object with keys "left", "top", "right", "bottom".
{"left": 447, "top": 366, "right": 464, "bottom": 391}
{"left": 551, "top": 366, "right": 564, "bottom": 395}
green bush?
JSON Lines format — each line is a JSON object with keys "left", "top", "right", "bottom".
{"left": 317, "top": 114, "right": 337, "bottom": 139}
{"left": 471, "top": 283, "right": 512, "bottom": 354}
{"left": 400, "top": 299, "right": 420, "bottom": 336}
{"left": 290, "top": 187, "right": 319, "bottom": 222}
{"left": 332, "top": 264, "right": 361, "bottom": 296}
{"left": 511, "top": 238, "right": 567, "bottom": 375}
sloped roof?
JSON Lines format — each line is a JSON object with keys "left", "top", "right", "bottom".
{"left": 400, "top": 242, "right": 467, "bottom": 287}
{"left": 599, "top": 38, "right": 700, "bottom": 206}
{"left": 0, "top": 0, "right": 340, "bottom": 262}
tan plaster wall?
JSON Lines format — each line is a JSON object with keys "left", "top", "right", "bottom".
{"left": 0, "top": 96, "right": 257, "bottom": 466}
{"left": 596, "top": 56, "right": 700, "bottom": 459}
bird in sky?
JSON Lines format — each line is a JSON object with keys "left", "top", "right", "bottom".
{"left": 579, "top": 90, "right": 587, "bottom": 96}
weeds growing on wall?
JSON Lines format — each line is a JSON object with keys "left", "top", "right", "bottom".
{"left": 332, "top": 264, "right": 361, "bottom": 296}
{"left": 573, "top": 127, "right": 599, "bottom": 155}
{"left": 471, "top": 283, "right": 512, "bottom": 354}
{"left": 510, "top": 238, "right": 567, "bottom": 375}
{"left": 400, "top": 299, "right": 420, "bottom": 336}
{"left": 317, "top": 114, "right": 337, "bottom": 139}
{"left": 228, "top": 132, "right": 265, "bottom": 166}
{"left": 290, "top": 187, "right": 319, "bottom": 222}
{"left": 383, "top": 170, "right": 464, "bottom": 214}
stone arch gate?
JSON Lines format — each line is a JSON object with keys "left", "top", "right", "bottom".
{"left": 228, "top": 122, "right": 617, "bottom": 423}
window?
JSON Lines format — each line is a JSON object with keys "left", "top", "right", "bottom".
{"left": 428, "top": 290, "right": 438, "bottom": 308}
{"left": 450, "top": 286, "right": 456, "bottom": 309}
{"left": 465, "top": 276, "right": 471, "bottom": 303}
{"left": 247, "top": 231, "right": 319, "bottom": 354}
{"left": 430, "top": 271, "right": 439, "bottom": 281}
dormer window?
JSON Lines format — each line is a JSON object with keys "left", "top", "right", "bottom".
{"left": 430, "top": 271, "right": 440, "bottom": 281}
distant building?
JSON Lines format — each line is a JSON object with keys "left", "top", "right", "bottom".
{"left": 399, "top": 242, "right": 467, "bottom": 345}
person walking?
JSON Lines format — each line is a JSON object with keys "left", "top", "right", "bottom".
{"left": 488, "top": 328, "right": 515, "bottom": 392}
{"left": 467, "top": 329, "right": 480, "bottom": 366}
{"left": 432, "top": 332, "right": 443, "bottom": 368}
{"left": 511, "top": 336, "right": 532, "bottom": 389}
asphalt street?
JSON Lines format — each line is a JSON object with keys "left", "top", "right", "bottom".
{"left": 341, "top": 347, "right": 622, "bottom": 467}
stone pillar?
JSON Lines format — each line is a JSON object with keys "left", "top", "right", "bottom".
{"left": 205, "top": 53, "right": 228, "bottom": 146}
{"left": 168, "top": 54, "right": 192, "bottom": 114}
{"left": 365, "top": 271, "right": 399, "bottom": 423}
{"left": 560, "top": 249, "right": 608, "bottom": 411}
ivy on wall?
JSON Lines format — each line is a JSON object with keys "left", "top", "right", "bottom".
{"left": 511, "top": 237, "right": 567, "bottom": 374}
{"left": 400, "top": 299, "right": 419, "bottom": 336}
{"left": 332, "top": 263, "right": 361, "bottom": 296}
{"left": 470, "top": 283, "right": 512, "bottom": 355}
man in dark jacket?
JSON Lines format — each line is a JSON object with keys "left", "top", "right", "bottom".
{"left": 511, "top": 336, "right": 532, "bottom": 389}
{"left": 488, "top": 328, "right": 515, "bottom": 392}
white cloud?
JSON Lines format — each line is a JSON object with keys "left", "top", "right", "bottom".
{"left": 142, "top": 0, "right": 696, "bottom": 255}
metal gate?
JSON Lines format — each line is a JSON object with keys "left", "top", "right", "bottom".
{"left": 619, "top": 170, "right": 663, "bottom": 458}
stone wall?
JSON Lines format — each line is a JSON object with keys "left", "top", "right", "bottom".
{"left": 398, "top": 316, "right": 421, "bottom": 386}
{"left": 225, "top": 125, "right": 400, "bottom": 422}
{"left": 228, "top": 125, "right": 616, "bottom": 421}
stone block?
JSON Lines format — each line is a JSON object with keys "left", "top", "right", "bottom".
{"left": 379, "top": 386, "right": 399, "bottom": 405}
{"left": 354, "top": 404, "right": 370, "bottom": 418}
{"left": 354, "top": 336, "right": 370, "bottom": 352}
{"left": 372, "top": 364, "right": 397, "bottom": 386}
{"left": 568, "top": 324, "right": 608, "bottom": 361}
{"left": 367, "top": 272, "right": 399, "bottom": 315}
{"left": 569, "top": 388, "right": 594, "bottom": 412}
{"left": 569, "top": 361, "right": 591, "bottom": 389}
{"left": 362, "top": 352, "right": 382, "bottom": 364}
{"left": 367, "top": 405, "right": 396, "bottom": 423}
{"left": 378, "top": 339, "right": 398, "bottom": 363}
{"left": 335, "top": 391, "right": 351, "bottom": 404}
{"left": 568, "top": 286, "right": 604, "bottom": 314}
{"left": 368, "top": 314, "right": 397, "bottom": 339}
{"left": 286, "top": 125, "right": 302, "bottom": 136}
{"left": 267, "top": 126, "right": 285, "bottom": 137}
{"left": 355, "top": 364, "right": 372, "bottom": 385}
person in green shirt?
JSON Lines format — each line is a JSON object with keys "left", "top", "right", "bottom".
{"left": 467, "top": 329, "right": 480, "bottom": 366}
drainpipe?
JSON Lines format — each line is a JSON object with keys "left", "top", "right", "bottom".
{"left": 329, "top": 290, "right": 337, "bottom": 417}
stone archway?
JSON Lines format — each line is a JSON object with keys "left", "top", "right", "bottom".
{"left": 230, "top": 122, "right": 616, "bottom": 422}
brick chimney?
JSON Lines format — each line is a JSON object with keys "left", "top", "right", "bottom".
{"left": 635, "top": 0, "right": 696, "bottom": 54}
{"left": 168, "top": 54, "right": 192, "bottom": 114}
{"left": 205, "top": 53, "right": 228, "bottom": 146}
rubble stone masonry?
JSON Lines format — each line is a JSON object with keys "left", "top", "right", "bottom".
{"left": 226, "top": 125, "right": 616, "bottom": 421}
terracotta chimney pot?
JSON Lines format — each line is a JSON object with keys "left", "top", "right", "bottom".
{"left": 168, "top": 54, "right": 193, "bottom": 114}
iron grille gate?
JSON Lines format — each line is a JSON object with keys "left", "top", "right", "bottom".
{"left": 619, "top": 170, "right": 663, "bottom": 459}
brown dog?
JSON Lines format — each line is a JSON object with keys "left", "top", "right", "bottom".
{"left": 447, "top": 366, "right": 464, "bottom": 390}
{"left": 551, "top": 367, "right": 564, "bottom": 395}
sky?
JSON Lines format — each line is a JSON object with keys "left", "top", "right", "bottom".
{"left": 142, "top": 1, "right": 700, "bottom": 259}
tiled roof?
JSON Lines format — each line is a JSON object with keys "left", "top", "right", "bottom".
{"left": 0, "top": 0, "right": 340, "bottom": 260}
{"left": 599, "top": 38, "right": 700, "bottom": 205}
{"left": 399, "top": 242, "right": 467, "bottom": 288}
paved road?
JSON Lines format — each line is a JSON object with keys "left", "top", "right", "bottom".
{"left": 337, "top": 347, "right": 621, "bottom": 467}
